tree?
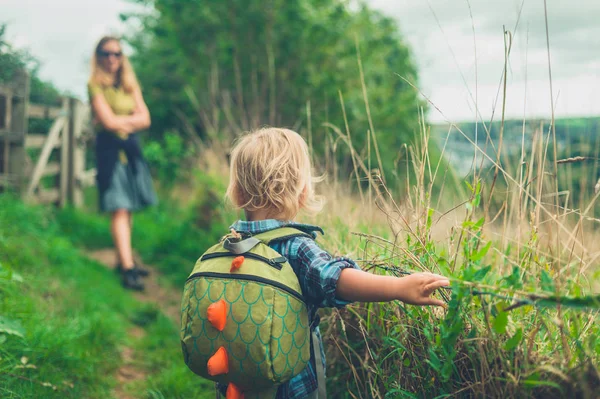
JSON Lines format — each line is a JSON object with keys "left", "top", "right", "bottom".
{"left": 0, "top": 24, "right": 62, "bottom": 105}
{"left": 124, "top": 0, "right": 425, "bottom": 184}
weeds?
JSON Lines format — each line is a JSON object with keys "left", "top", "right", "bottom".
{"left": 314, "top": 105, "right": 600, "bottom": 397}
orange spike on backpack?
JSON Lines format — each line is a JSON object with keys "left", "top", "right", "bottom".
{"left": 207, "top": 299, "right": 227, "bottom": 331}
{"left": 226, "top": 383, "right": 244, "bottom": 399}
{"left": 230, "top": 256, "right": 245, "bottom": 272}
{"left": 207, "top": 346, "right": 229, "bottom": 376}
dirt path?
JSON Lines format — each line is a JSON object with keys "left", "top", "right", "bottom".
{"left": 113, "top": 327, "right": 146, "bottom": 399}
{"left": 86, "top": 249, "right": 182, "bottom": 399}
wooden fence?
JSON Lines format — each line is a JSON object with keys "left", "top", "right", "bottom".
{"left": 0, "top": 71, "right": 95, "bottom": 208}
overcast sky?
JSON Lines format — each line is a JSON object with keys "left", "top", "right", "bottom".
{"left": 2, "top": 0, "right": 598, "bottom": 122}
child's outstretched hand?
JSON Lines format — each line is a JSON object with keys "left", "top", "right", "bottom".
{"left": 337, "top": 268, "right": 451, "bottom": 306}
{"left": 397, "top": 272, "right": 450, "bottom": 307}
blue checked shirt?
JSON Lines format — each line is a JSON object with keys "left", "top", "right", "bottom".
{"left": 227, "top": 219, "right": 360, "bottom": 399}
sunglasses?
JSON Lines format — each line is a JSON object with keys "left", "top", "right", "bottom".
{"left": 98, "top": 50, "right": 123, "bottom": 58}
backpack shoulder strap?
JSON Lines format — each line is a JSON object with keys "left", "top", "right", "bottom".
{"left": 253, "top": 227, "right": 313, "bottom": 244}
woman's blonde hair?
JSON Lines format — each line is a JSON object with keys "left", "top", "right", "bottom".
{"left": 226, "top": 127, "right": 323, "bottom": 220}
{"left": 88, "top": 36, "right": 139, "bottom": 92}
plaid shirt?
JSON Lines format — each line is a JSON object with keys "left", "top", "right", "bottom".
{"left": 227, "top": 219, "right": 360, "bottom": 399}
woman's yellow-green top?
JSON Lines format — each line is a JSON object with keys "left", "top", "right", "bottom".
{"left": 88, "top": 83, "right": 136, "bottom": 162}
{"left": 88, "top": 83, "right": 136, "bottom": 117}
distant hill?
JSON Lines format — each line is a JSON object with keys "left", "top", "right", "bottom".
{"left": 431, "top": 116, "right": 600, "bottom": 209}
{"left": 432, "top": 116, "right": 600, "bottom": 145}
{"left": 431, "top": 117, "right": 600, "bottom": 175}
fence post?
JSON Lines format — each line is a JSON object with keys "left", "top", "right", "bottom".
{"left": 0, "top": 87, "right": 13, "bottom": 189}
{"left": 9, "top": 70, "right": 29, "bottom": 195}
{"left": 59, "top": 97, "right": 70, "bottom": 208}
{"left": 71, "top": 99, "right": 86, "bottom": 207}
{"left": 67, "top": 97, "right": 76, "bottom": 204}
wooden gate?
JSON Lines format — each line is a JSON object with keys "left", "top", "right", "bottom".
{"left": 0, "top": 71, "right": 96, "bottom": 208}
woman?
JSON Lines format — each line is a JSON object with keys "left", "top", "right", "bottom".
{"left": 88, "top": 36, "right": 157, "bottom": 291}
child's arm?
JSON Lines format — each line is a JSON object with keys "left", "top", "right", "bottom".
{"left": 289, "top": 236, "right": 448, "bottom": 308}
{"left": 336, "top": 268, "right": 449, "bottom": 307}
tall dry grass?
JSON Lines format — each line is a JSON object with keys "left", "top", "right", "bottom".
{"left": 313, "top": 113, "right": 600, "bottom": 397}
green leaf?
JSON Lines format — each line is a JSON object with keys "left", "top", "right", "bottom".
{"left": 504, "top": 328, "right": 523, "bottom": 351}
{"left": 403, "top": 357, "right": 410, "bottom": 367}
{"left": 540, "top": 270, "right": 555, "bottom": 292}
{"left": 474, "top": 192, "right": 481, "bottom": 208}
{"left": 461, "top": 264, "right": 475, "bottom": 281}
{"left": 0, "top": 316, "right": 24, "bottom": 338}
{"left": 502, "top": 266, "right": 523, "bottom": 289}
{"left": 426, "top": 208, "right": 434, "bottom": 229}
{"left": 493, "top": 311, "right": 508, "bottom": 334}
{"left": 427, "top": 349, "right": 441, "bottom": 371}
{"left": 473, "top": 217, "right": 485, "bottom": 230}
{"left": 385, "top": 389, "right": 418, "bottom": 399}
{"left": 471, "top": 242, "right": 492, "bottom": 262}
{"left": 472, "top": 265, "right": 492, "bottom": 281}
{"left": 522, "top": 379, "right": 561, "bottom": 390}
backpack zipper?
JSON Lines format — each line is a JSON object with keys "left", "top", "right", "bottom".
{"left": 200, "top": 252, "right": 287, "bottom": 271}
{"left": 186, "top": 271, "right": 305, "bottom": 304}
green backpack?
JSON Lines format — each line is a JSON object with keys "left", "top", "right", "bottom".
{"left": 180, "top": 228, "right": 313, "bottom": 398}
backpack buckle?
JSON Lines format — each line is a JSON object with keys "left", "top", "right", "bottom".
{"left": 222, "top": 236, "right": 261, "bottom": 254}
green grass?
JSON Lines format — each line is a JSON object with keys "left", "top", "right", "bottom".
{"left": 0, "top": 195, "right": 213, "bottom": 398}
{"left": 135, "top": 313, "right": 215, "bottom": 398}
{"left": 0, "top": 196, "right": 129, "bottom": 398}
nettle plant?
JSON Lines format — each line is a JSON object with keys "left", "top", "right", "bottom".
{"left": 324, "top": 180, "right": 600, "bottom": 398}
